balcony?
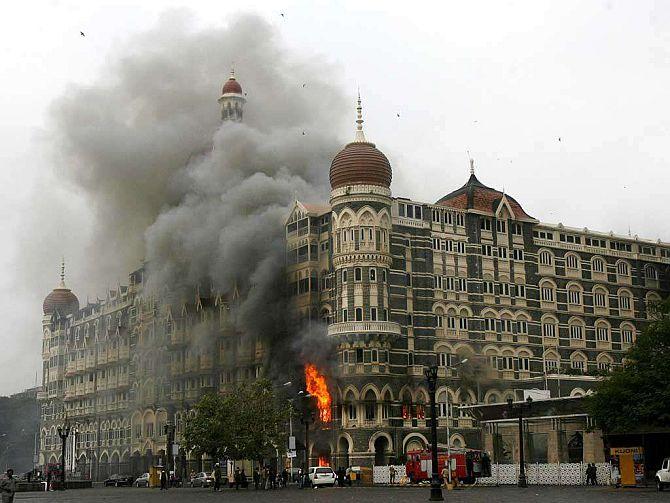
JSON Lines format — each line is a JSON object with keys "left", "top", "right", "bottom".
{"left": 407, "top": 365, "right": 424, "bottom": 377}
{"left": 327, "top": 321, "right": 401, "bottom": 337}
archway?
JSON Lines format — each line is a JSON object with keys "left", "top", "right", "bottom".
{"left": 337, "top": 436, "right": 351, "bottom": 469}
{"left": 110, "top": 452, "right": 120, "bottom": 476}
{"left": 313, "top": 441, "right": 332, "bottom": 467}
{"left": 374, "top": 436, "right": 389, "bottom": 466}
{"left": 99, "top": 452, "right": 109, "bottom": 480}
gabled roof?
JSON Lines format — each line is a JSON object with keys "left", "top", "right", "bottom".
{"left": 435, "top": 173, "right": 535, "bottom": 221}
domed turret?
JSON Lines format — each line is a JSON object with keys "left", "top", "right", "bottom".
{"left": 329, "top": 93, "right": 392, "bottom": 191}
{"left": 218, "top": 67, "right": 246, "bottom": 122}
{"left": 43, "top": 260, "right": 79, "bottom": 317}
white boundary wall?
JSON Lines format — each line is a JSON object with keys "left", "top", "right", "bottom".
{"left": 373, "top": 462, "right": 611, "bottom": 486}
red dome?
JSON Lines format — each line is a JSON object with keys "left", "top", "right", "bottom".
{"left": 329, "top": 141, "right": 392, "bottom": 190}
{"left": 222, "top": 77, "right": 242, "bottom": 95}
{"left": 43, "top": 287, "right": 79, "bottom": 316}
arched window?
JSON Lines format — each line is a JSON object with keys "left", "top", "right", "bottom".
{"left": 645, "top": 264, "right": 658, "bottom": 280}
{"left": 568, "top": 318, "right": 585, "bottom": 340}
{"left": 544, "top": 350, "right": 560, "bottom": 372}
{"left": 616, "top": 260, "right": 629, "bottom": 276}
{"left": 620, "top": 323, "right": 635, "bottom": 344}
{"left": 592, "top": 257, "right": 606, "bottom": 274}
{"left": 540, "top": 280, "right": 556, "bottom": 303}
{"left": 458, "top": 309, "right": 469, "bottom": 331}
{"left": 618, "top": 289, "right": 633, "bottom": 312}
{"left": 539, "top": 250, "right": 553, "bottom": 266}
{"left": 364, "top": 389, "right": 377, "bottom": 421}
{"left": 541, "top": 316, "right": 558, "bottom": 338}
{"left": 595, "top": 320, "right": 610, "bottom": 342}
{"left": 570, "top": 352, "right": 586, "bottom": 372}
{"left": 567, "top": 284, "right": 582, "bottom": 306}
{"left": 596, "top": 353, "right": 613, "bottom": 372}
{"left": 565, "top": 253, "right": 580, "bottom": 270}
{"left": 593, "top": 287, "right": 608, "bottom": 309}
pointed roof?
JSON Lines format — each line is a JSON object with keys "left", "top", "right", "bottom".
{"left": 435, "top": 173, "right": 535, "bottom": 221}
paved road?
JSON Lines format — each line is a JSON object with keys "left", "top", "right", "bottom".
{"left": 12, "top": 486, "right": 668, "bottom": 502}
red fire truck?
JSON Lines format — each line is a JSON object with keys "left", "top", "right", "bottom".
{"left": 405, "top": 448, "right": 489, "bottom": 484}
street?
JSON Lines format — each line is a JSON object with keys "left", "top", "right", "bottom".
{"left": 10, "top": 486, "right": 668, "bottom": 502}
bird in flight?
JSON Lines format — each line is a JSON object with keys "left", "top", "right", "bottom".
{"left": 302, "top": 131, "right": 306, "bottom": 136}
{"left": 80, "top": 31, "right": 85, "bottom": 37}
{"left": 558, "top": 137, "right": 562, "bottom": 142}
{"left": 396, "top": 113, "right": 400, "bottom": 118}
{"left": 302, "top": 83, "right": 306, "bottom": 88}
{"left": 280, "top": 12, "right": 285, "bottom": 18}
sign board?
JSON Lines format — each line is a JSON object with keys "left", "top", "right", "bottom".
{"left": 171, "top": 444, "right": 180, "bottom": 456}
{"left": 287, "top": 450, "right": 296, "bottom": 458}
{"left": 288, "top": 436, "right": 296, "bottom": 450}
{"left": 523, "top": 389, "right": 551, "bottom": 401}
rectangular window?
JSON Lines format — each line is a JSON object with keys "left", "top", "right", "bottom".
{"left": 622, "top": 329, "right": 633, "bottom": 343}
{"left": 517, "top": 320, "right": 528, "bottom": 334}
{"left": 483, "top": 281, "right": 494, "bottom": 294}
{"left": 398, "top": 203, "right": 406, "bottom": 217}
{"left": 498, "top": 247, "right": 508, "bottom": 259}
{"left": 455, "top": 241, "right": 466, "bottom": 254}
{"left": 406, "top": 205, "right": 414, "bottom": 218}
{"left": 594, "top": 291, "right": 606, "bottom": 307}
{"left": 512, "top": 249, "right": 524, "bottom": 261}
{"left": 370, "top": 307, "right": 378, "bottom": 321}
{"left": 541, "top": 286, "right": 554, "bottom": 302}
{"left": 483, "top": 245, "right": 493, "bottom": 257}
{"left": 496, "top": 220, "right": 506, "bottom": 233}
{"left": 456, "top": 213, "right": 464, "bottom": 227}
{"left": 434, "top": 275, "right": 443, "bottom": 289}
{"left": 513, "top": 223, "right": 523, "bottom": 235}
{"left": 354, "top": 267, "right": 362, "bottom": 281}
{"left": 516, "top": 284, "right": 526, "bottom": 298}
{"left": 414, "top": 205, "right": 422, "bottom": 219}
{"left": 342, "top": 309, "right": 348, "bottom": 322}
{"left": 500, "top": 283, "right": 510, "bottom": 296}
{"left": 481, "top": 218, "right": 492, "bottom": 231}
{"left": 596, "top": 327, "right": 609, "bottom": 341}
{"left": 518, "top": 357, "right": 530, "bottom": 371}
{"left": 355, "top": 308, "right": 363, "bottom": 321}
{"left": 620, "top": 295, "right": 630, "bottom": 310}
{"left": 459, "top": 317, "right": 468, "bottom": 330}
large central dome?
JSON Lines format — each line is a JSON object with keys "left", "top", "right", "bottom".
{"left": 330, "top": 141, "right": 392, "bottom": 190}
{"left": 329, "top": 94, "right": 392, "bottom": 191}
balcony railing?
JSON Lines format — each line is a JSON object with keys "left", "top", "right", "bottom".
{"left": 327, "top": 321, "right": 401, "bottom": 336}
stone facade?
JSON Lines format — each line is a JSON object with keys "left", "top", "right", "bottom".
{"left": 37, "top": 79, "right": 670, "bottom": 478}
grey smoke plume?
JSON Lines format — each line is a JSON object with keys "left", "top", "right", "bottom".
{"left": 45, "top": 12, "right": 346, "bottom": 375}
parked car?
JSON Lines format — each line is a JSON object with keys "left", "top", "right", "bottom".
{"left": 134, "top": 473, "right": 150, "bottom": 487}
{"left": 104, "top": 474, "right": 134, "bottom": 487}
{"left": 190, "top": 471, "right": 214, "bottom": 487}
{"left": 656, "top": 457, "right": 670, "bottom": 491}
{"left": 309, "top": 466, "right": 336, "bottom": 488}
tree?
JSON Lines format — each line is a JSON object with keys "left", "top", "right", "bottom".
{"left": 183, "top": 379, "right": 290, "bottom": 463}
{"left": 588, "top": 297, "right": 670, "bottom": 433}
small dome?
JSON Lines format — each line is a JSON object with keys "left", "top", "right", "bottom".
{"left": 222, "top": 76, "right": 242, "bottom": 95}
{"left": 43, "top": 287, "right": 79, "bottom": 317}
{"left": 330, "top": 141, "right": 392, "bottom": 190}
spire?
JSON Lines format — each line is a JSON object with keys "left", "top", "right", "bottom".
{"left": 229, "top": 64, "right": 235, "bottom": 81}
{"left": 59, "top": 257, "right": 66, "bottom": 288}
{"left": 470, "top": 158, "right": 475, "bottom": 175}
{"left": 354, "top": 90, "right": 367, "bottom": 143}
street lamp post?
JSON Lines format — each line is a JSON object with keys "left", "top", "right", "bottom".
{"left": 57, "top": 423, "right": 71, "bottom": 490}
{"left": 300, "top": 408, "right": 315, "bottom": 488}
{"left": 164, "top": 422, "right": 175, "bottom": 483}
{"left": 424, "top": 365, "right": 443, "bottom": 501}
{"left": 507, "top": 396, "right": 533, "bottom": 488}
{"left": 445, "top": 357, "right": 468, "bottom": 484}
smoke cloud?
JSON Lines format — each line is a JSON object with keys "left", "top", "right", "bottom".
{"left": 42, "top": 12, "right": 346, "bottom": 378}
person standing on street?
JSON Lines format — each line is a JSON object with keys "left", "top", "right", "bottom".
{"left": 253, "top": 467, "right": 260, "bottom": 490}
{"left": 213, "top": 463, "right": 222, "bottom": 491}
{"left": 0, "top": 469, "right": 17, "bottom": 503}
{"left": 389, "top": 465, "right": 396, "bottom": 485}
{"left": 234, "top": 467, "right": 241, "bottom": 489}
{"left": 160, "top": 469, "right": 168, "bottom": 490}
{"left": 441, "top": 465, "right": 449, "bottom": 487}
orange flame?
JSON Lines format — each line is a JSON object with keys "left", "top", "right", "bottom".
{"left": 304, "top": 363, "right": 332, "bottom": 422}
{"left": 318, "top": 455, "right": 330, "bottom": 467}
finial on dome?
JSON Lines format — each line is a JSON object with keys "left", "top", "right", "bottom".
{"left": 229, "top": 64, "right": 236, "bottom": 80}
{"left": 470, "top": 157, "right": 475, "bottom": 175}
{"left": 354, "top": 89, "right": 367, "bottom": 143}
{"left": 59, "top": 257, "right": 66, "bottom": 288}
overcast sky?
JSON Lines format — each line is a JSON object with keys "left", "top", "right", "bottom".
{"left": 1, "top": 0, "right": 669, "bottom": 395}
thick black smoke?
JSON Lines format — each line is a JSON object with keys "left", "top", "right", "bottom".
{"left": 47, "top": 12, "right": 346, "bottom": 375}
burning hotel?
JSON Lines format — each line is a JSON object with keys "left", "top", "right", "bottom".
{"left": 38, "top": 70, "right": 670, "bottom": 478}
